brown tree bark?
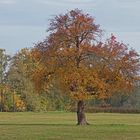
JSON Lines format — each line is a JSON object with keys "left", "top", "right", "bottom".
{"left": 13, "top": 90, "right": 16, "bottom": 112}
{"left": 77, "top": 100, "right": 89, "bottom": 125}
{"left": 0, "top": 89, "right": 4, "bottom": 112}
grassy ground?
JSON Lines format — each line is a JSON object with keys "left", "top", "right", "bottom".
{"left": 0, "top": 112, "right": 140, "bottom": 140}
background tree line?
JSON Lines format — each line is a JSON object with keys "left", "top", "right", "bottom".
{"left": 0, "top": 48, "right": 72, "bottom": 112}
{"left": 0, "top": 48, "right": 140, "bottom": 112}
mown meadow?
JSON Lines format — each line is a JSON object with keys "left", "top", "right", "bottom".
{"left": 0, "top": 112, "right": 140, "bottom": 140}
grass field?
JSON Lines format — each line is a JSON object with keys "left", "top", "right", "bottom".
{"left": 0, "top": 112, "right": 140, "bottom": 140}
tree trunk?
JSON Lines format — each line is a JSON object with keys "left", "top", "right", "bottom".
{"left": 0, "top": 89, "right": 4, "bottom": 112}
{"left": 77, "top": 100, "right": 89, "bottom": 125}
{"left": 13, "top": 90, "right": 16, "bottom": 112}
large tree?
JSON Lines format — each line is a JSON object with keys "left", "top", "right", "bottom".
{"left": 31, "top": 9, "right": 140, "bottom": 125}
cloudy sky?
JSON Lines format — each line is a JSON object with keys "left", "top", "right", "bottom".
{"left": 0, "top": 0, "right": 140, "bottom": 55}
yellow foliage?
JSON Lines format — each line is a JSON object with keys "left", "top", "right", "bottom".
{"left": 14, "top": 94, "right": 26, "bottom": 111}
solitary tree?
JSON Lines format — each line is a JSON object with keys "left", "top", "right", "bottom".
{"left": 31, "top": 9, "right": 140, "bottom": 125}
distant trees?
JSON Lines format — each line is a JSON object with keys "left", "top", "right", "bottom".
{"left": 6, "top": 48, "right": 71, "bottom": 111}
{"left": 0, "top": 49, "right": 10, "bottom": 112}
{"left": 7, "top": 49, "right": 33, "bottom": 111}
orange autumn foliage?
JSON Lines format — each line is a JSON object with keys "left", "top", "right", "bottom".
{"left": 30, "top": 9, "right": 140, "bottom": 101}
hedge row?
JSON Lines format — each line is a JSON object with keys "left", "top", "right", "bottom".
{"left": 71, "top": 107, "right": 140, "bottom": 113}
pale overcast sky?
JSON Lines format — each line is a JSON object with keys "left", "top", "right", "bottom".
{"left": 0, "top": 0, "right": 140, "bottom": 55}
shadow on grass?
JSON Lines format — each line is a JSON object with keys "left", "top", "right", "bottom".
{"left": 0, "top": 124, "right": 74, "bottom": 126}
{"left": 0, "top": 123, "right": 129, "bottom": 127}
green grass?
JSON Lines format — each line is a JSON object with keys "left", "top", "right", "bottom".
{"left": 0, "top": 112, "right": 140, "bottom": 140}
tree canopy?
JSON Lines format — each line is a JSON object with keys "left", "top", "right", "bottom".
{"left": 30, "top": 9, "right": 140, "bottom": 125}
{"left": 32, "top": 9, "right": 140, "bottom": 101}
